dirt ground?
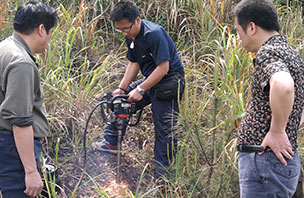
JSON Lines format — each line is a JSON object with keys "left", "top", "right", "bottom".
{"left": 57, "top": 126, "right": 156, "bottom": 198}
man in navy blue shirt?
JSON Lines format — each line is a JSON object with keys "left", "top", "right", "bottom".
{"left": 94, "top": 0, "right": 185, "bottom": 179}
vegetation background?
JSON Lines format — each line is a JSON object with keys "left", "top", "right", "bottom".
{"left": 0, "top": 0, "right": 304, "bottom": 197}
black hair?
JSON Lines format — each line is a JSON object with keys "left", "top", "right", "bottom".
{"left": 14, "top": 1, "right": 59, "bottom": 35}
{"left": 232, "top": 0, "right": 280, "bottom": 33}
{"left": 110, "top": 0, "right": 140, "bottom": 23}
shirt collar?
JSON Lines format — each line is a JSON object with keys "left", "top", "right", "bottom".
{"left": 262, "top": 34, "right": 287, "bottom": 46}
{"left": 134, "top": 19, "right": 145, "bottom": 41}
{"left": 12, "top": 31, "right": 37, "bottom": 63}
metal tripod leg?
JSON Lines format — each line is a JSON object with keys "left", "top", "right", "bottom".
{"left": 116, "top": 129, "right": 122, "bottom": 183}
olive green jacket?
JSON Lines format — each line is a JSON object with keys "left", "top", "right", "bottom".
{"left": 0, "top": 32, "right": 49, "bottom": 137}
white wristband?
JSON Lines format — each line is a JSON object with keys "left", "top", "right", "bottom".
{"left": 136, "top": 86, "right": 145, "bottom": 95}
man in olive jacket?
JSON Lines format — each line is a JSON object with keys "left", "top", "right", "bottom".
{"left": 0, "top": 2, "right": 58, "bottom": 198}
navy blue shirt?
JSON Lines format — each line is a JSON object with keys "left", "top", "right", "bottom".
{"left": 126, "top": 20, "right": 184, "bottom": 77}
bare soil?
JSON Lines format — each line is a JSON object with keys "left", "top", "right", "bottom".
{"left": 57, "top": 126, "right": 155, "bottom": 198}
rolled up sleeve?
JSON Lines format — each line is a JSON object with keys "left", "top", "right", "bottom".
{"left": 0, "top": 63, "right": 34, "bottom": 127}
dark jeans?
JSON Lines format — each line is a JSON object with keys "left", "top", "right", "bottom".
{"left": 105, "top": 78, "right": 182, "bottom": 178}
{"left": 0, "top": 132, "right": 42, "bottom": 198}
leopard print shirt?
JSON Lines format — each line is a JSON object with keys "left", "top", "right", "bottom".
{"left": 238, "top": 35, "right": 304, "bottom": 151}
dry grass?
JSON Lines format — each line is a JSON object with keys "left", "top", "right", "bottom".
{"left": 1, "top": 0, "right": 303, "bottom": 197}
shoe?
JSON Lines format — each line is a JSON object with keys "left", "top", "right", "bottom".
{"left": 91, "top": 139, "right": 118, "bottom": 155}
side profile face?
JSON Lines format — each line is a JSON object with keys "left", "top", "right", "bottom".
{"left": 33, "top": 25, "right": 54, "bottom": 54}
{"left": 235, "top": 17, "right": 253, "bottom": 52}
{"left": 114, "top": 17, "right": 140, "bottom": 40}
{"left": 40, "top": 27, "right": 54, "bottom": 53}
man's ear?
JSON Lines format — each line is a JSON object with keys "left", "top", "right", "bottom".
{"left": 247, "top": 22, "right": 257, "bottom": 36}
{"left": 135, "top": 16, "right": 140, "bottom": 25}
{"left": 37, "top": 24, "right": 46, "bottom": 37}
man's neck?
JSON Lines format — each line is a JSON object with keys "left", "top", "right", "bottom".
{"left": 131, "top": 19, "right": 141, "bottom": 41}
{"left": 254, "top": 30, "right": 279, "bottom": 53}
{"left": 15, "top": 31, "right": 37, "bottom": 53}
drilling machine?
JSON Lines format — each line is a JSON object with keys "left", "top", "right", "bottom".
{"left": 82, "top": 93, "right": 143, "bottom": 183}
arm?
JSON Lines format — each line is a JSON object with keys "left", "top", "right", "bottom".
{"left": 13, "top": 125, "right": 43, "bottom": 197}
{"left": 113, "top": 61, "right": 140, "bottom": 96}
{"left": 260, "top": 71, "right": 294, "bottom": 165}
{"left": 300, "top": 110, "right": 304, "bottom": 126}
{"left": 118, "top": 61, "right": 140, "bottom": 90}
{"left": 128, "top": 61, "right": 169, "bottom": 101}
{"left": 138, "top": 61, "right": 169, "bottom": 91}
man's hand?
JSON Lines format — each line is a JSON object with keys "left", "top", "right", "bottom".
{"left": 128, "top": 88, "right": 143, "bottom": 102}
{"left": 24, "top": 170, "right": 44, "bottom": 197}
{"left": 112, "top": 88, "right": 125, "bottom": 96}
{"left": 259, "top": 129, "right": 293, "bottom": 166}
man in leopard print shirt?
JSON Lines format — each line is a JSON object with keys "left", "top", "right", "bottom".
{"left": 233, "top": 0, "right": 304, "bottom": 197}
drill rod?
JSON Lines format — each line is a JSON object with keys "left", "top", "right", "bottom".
{"left": 116, "top": 129, "right": 122, "bottom": 183}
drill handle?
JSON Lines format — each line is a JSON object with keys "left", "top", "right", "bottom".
{"left": 110, "top": 95, "right": 130, "bottom": 111}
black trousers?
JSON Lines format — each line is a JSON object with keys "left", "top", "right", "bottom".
{"left": 0, "top": 132, "right": 42, "bottom": 198}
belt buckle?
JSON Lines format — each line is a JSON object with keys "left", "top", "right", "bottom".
{"left": 237, "top": 144, "right": 244, "bottom": 152}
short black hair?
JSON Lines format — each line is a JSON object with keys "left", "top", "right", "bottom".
{"left": 232, "top": 0, "right": 280, "bottom": 33}
{"left": 14, "top": 1, "right": 59, "bottom": 35}
{"left": 110, "top": 0, "right": 140, "bottom": 23}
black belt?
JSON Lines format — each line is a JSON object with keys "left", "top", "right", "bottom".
{"left": 237, "top": 144, "right": 264, "bottom": 152}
